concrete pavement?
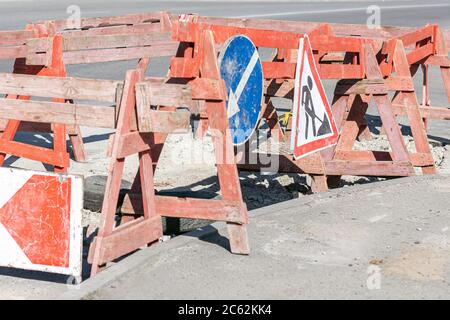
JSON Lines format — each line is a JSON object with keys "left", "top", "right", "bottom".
{"left": 63, "top": 173, "right": 450, "bottom": 300}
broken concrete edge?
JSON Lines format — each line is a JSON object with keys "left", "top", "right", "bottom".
{"left": 59, "top": 173, "right": 449, "bottom": 300}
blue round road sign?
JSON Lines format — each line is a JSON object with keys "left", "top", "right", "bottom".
{"left": 218, "top": 35, "right": 263, "bottom": 146}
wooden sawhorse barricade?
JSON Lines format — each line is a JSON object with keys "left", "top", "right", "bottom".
{"left": 168, "top": 17, "right": 433, "bottom": 192}
{"left": 0, "top": 26, "right": 81, "bottom": 171}
{"left": 195, "top": 14, "right": 450, "bottom": 132}
{"left": 0, "top": 66, "right": 192, "bottom": 276}
{"left": 0, "top": 12, "right": 177, "bottom": 168}
{"left": 379, "top": 24, "right": 450, "bottom": 126}
{"left": 116, "top": 28, "right": 251, "bottom": 273}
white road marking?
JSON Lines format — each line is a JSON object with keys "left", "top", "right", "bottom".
{"left": 232, "top": 3, "right": 450, "bottom": 19}
{"left": 228, "top": 49, "right": 259, "bottom": 118}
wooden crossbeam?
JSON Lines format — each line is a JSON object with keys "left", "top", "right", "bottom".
{"left": 47, "top": 11, "right": 166, "bottom": 30}
{"left": 0, "top": 72, "right": 121, "bottom": 102}
{"left": 27, "top": 31, "right": 172, "bottom": 52}
{"left": 0, "top": 29, "right": 35, "bottom": 46}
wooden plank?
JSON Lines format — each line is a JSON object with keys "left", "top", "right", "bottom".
{"left": 399, "top": 25, "right": 435, "bottom": 47}
{"left": 384, "top": 76, "right": 415, "bottom": 91}
{"left": 50, "top": 12, "right": 164, "bottom": 30}
{"left": 425, "top": 55, "right": 450, "bottom": 67}
{"left": 61, "top": 32, "right": 172, "bottom": 51}
{"left": 135, "top": 82, "right": 154, "bottom": 132}
{"left": 195, "top": 15, "right": 425, "bottom": 42}
{"left": 64, "top": 42, "right": 178, "bottom": 64}
{"left": 60, "top": 22, "right": 162, "bottom": 38}
{"left": 334, "top": 150, "right": 434, "bottom": 167}
{"left": 169, "top": 57, "right": 200, "bottom": 78}
{"left": 324, "top": 160, "right": 414, "bottom": 176}
{"left": 117, "top": 132, "right": 151, "bottom": 158}
{"left": 262, "top": 62, "right": 295, "bottom": 79}
{"left": 121, "top": 194, "right": 246, "bottom": 224}
{"left": 334, "top": 79, "right": 387, "bottom": 95}
{"left": 0, "top": 98, "right": 116, "bottom": 128}
{"left": 0, "top": 120, "right": 51, "bottom": 132}
{"left": 0, "top": 45, "right": 27, "bottom": 60}
{"left": 88, "top": 216, "right": 162, "bottom": 265}
{"left": 317, "top": 64, "right": 364, "bottom": 79}
{"left": 28, "top": 43, "right": 179, "bottom": 65}
{"left": 262, "top": 62, "right": 364, "bottom": 80}
{"left": 145, "top": 110, "right": 191, "bottom": 133}
{"left": 135, "top": 83, "right": 191, "bottom": 132}
{"left": 175, "top": 21, "right": 301, "bottom": 49}
{"left": 407, "top": 43, "right": 434, "bottom": 65}
{"left": 392, "top": 104, "right": 450, "bottom": 120}
{"left": 0, "top": 30, "right": 35, "bottom": 46}
{"left": 189, "top": 78, "right": 226, "bottom": 100}
{"left": 309, "top": 35, "right": 363, "bottom": 52}
{"left": 0, "top": 72, "right": 121, "bottom": 102}
{"left": 0, "top": 140, "right": 69, "bottom": 167}
{"left": 136, "top": 81, "right": 192, "bottom": 107}
{"left": 237, "top": 153, "right": 325, "bottom": 175}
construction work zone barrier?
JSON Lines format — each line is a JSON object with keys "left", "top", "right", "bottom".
{"left": 195, "top": 15, "right": 450, "bottom": 126}
{"left": 0, "top": 12, "right": 175, "bottom": 167}
{"left": 168, "top": 16, "right": 450, "bottom": 192}
{"left": 0, "top": 27, "right": 74, "bottom": 172}
{"left": 0, "top": 65, "right": 191, "bottom": 276}
{"left": 0, "top": 12, "right": 449, "bottom": 277}
{"left": 102, "top": 29, "right": 250, "bottom": 276}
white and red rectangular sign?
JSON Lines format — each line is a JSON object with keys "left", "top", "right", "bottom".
{"left": 0, "top": 167, "right": 83, "bottom": 277}
{"left": 290, "top": 35, "right": 339, "bottom": 159}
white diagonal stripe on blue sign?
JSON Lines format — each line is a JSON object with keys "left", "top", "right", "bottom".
{"left": 228, "top": 48, "right": 259, "bottom": 118}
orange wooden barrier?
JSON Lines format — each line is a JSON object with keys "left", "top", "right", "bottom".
{"left": 90, "top": 30, "right": 250, "bottom": 275}
{"left": 0, "top": 12, "right": 176, "bottom": 169}
{"left": 0, "top": 11, "right": 448, "bottom": 277}
{"left": 195, "top": 15, "right": 450, "bottom": 125}
{"left": 0, "top": 62, "right": 190, "bottom": 276}
{"left": 167, "top": 16, "right": 435, "bottom": 192}
{"left": 0, "top": 26, "right": 71, "bottom": 172}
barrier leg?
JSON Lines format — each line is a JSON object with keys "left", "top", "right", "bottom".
{"left": 0, "top": 36, "right": 70, "bottom": 172}
{"left": 201, "top": 30, "right": 250, "bottom": 254}
{"left": 435, "top": 29, "right": 450, "bottom": 103}
{"left": 391, "top": 40, "right": 436, "bottom": 174}
{"left": 89, "top": 69, "right": 162, "bottom": 276}
{"left": 320, "top": 94, "right": 350, "bottom": 188}
{"left": 364, "top": 43, "right": 411, "bottom": 164}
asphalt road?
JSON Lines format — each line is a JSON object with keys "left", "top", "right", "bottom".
{"left": 1, "top": 0, "right": 450, "bottom": 77}
{"left": 1, "top": 0, "right": 450, "bottom": 30}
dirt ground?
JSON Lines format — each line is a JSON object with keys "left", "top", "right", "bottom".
{"left": 79, "top": 129, "right": 449, "bottom": 234}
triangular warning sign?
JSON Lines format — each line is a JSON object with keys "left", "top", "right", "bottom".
{"left": 290, "top": 35, "right": 338, "bottom": 159}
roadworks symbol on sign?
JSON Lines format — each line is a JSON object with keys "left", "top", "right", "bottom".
{"left": 290, "top": 35, "right": 339, "bottom": 159}
{"left": 0, "top": 167, "right": 83, "bottom": 277}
